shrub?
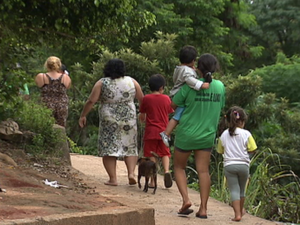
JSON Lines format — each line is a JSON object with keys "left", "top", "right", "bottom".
{"left": 14, "top": 99, "right": 59, "bottom": 155}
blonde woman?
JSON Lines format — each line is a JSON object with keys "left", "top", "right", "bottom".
{"left": 35, "top": 56, "right": 71, "bottom": 127}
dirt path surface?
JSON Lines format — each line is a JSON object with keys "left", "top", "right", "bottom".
{"left": 0, "top": 140, "right": 121, "bottom": 222}
{"left": 71, "top": 154, "right": 280, "bottom": 225}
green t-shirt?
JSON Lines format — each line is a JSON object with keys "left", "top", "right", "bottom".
{"left": 172, "top": 78, "right": 225, "bottom": 150}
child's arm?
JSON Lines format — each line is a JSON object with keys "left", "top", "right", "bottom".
{"left": 216, "top": 138, "right": 224, "bottom": 154}
{"left": 247, "top": 135, "right": 257, "bottom": 152}
{"left": 139, "top": 113, "right": 146, "bottom": 122}
{"left": 185, "top": 76, "right": 210, "bottom": 90}
{"left": 247, "top": 135, "right": 257, "bottom": 158}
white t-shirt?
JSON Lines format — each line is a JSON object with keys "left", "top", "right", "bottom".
{"left": 217, "top": 127, "right": 257, "bottom": 167}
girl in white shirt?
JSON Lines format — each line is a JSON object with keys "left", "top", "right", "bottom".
{"left": 217, "top": 106, "right": 257, "bottom": 222}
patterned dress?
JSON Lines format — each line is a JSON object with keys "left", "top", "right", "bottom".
{"left": 98, "top": 76, "right": 138, "bottom": 157}
{"left": 41, "top": 74, "right": 69, "bottom": 127}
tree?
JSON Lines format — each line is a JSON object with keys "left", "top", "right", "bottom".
{"left": 124, "top": 0, "right": 193, "bottom": 51}
{"left": 248, "top": 0, "right": 300, "bottom": 66}
{"left": 0, "top": 0, "right": 155, "bottom": 50}
{"left": 124, "top": 0, "right": 235, "bottom": 71}
{"left": 0, "top": 0, "right": 156, "bottom": 119}
{"left": 218, "top": 0, "right": 264, "bottom": 74}
{"left": 251, "top": 53, "right": 300, "bottom": 104}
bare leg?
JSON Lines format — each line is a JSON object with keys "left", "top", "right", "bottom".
{"left": 164, "top": 119, "right": 178, "bottom": 136}
{"left": 194, "top": 150, "right": 211, "bottom": 217}
{"left": 174, "top": 149, "right": 192, "bottom": 212}
{"left": 102, "top": 156, "right": 118, "bottom": 185}
{"left": 161, "top": 156, "right": 170, "bottom": 173}
{"left": 124, "top": 156, "right": 138, "bottom": 184}
{"left": 231, "top": 200, "right": 242, "bottom": 221}
{"left": 240, "top": 197, "right": 246, "bottom": 217}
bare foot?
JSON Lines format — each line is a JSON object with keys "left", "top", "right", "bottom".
{"left": 242, "top": 208, "right": 246, "bottom": 217}
{"left": 232, "top": 217, "right": 241, "bottom": 222}
{"left": 178, "top": 201, "right": 192, "bottom": 213}
{"left": 104, "top": 181, "right": 118, "bottom": 186}
{"left": 196, "top": 205, "right": 207, "bottom": 218}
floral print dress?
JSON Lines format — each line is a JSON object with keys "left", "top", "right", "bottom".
{"left": 98, "top": 76, "right": 138, "bottom": 157}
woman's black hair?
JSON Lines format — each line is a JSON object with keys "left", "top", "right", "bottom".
{"left": 197, "top": 53, "right": 219, "bottom": 77}
{"left": 148, "top": 74, "right": 165, "bottom": 92}
{"left": 103, "top": 58, "right": 125, "bottom": 79}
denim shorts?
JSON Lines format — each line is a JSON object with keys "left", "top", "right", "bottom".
{"left": 173, "top": 106, "right": 185, "bottom": 121}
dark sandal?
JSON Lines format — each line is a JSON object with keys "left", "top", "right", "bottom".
{"left": 178, "top": 208, "right": 194, "bottom": 216}
{"left": 164, "top": 172, "right": 173, "bottom": 188}
{"left": 196, "top": 213, "right": 208, "bottom": 219}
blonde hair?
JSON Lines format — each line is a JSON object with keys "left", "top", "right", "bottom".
{"left": 44, "top": 56, "right": 62, "bottom": 72}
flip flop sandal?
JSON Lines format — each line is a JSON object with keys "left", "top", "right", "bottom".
{"left": 195, "top": 213, "right": 208, "bottom": 219}
{"left": 164, "top": 172, "right": 173, "bottom": 188}
{"left": 178, "top": 208, "right": 194, "bottom": 216}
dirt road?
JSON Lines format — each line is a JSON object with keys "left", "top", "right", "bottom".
{"left": 71, "top": 154, "right": 279, "bottom": 225}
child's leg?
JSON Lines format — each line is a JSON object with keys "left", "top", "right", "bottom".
{"left": 157, "top": 143, "right": 172, "bottom": 188}
{"left": 240, "top": 197, "right": 246, "bottom": 217}
{"left": 165, "top": 119, "right": 178, "bottom": 136}
{"left": 161, "top": 156, "right": 170, "bottom": 173}
{"left": 225, "top": 164, "right": 249, "bottom": 221}
{"left": 238, "top": 166, "right": 249, "bottom": 218}
{"left": 160, "top": 107, "right": 185, "bottom": 147}
{"left": 231, "top": 197, "right": 246, "bottom": 221}
{"left": 231, "top": 200, "right": 242, "bottom": 221}
{"left": 224, "top": 165, "right": 241, "bottom": 221}
{"left": 166, "top": 106, "right": 185, "bottom": 135}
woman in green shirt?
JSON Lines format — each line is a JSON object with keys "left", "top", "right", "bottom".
{"left": 172, "top": 53, "right": 225, "bottom": 218}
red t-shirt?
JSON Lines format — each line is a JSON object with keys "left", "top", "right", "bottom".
{"left": 140, "top": 94, "right": 174, "bottom": 140}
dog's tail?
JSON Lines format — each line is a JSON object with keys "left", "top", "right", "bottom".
{"left": 150, "top": 151, "right": 159, "bottom": 159}
{"left": 150, "top": 151, "right": 161, "bottom": 172}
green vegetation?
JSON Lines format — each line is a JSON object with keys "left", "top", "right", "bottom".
{"left": 210, "top": 148, "right": 300, "bottom": 223}
{"left": 10, "top": 97, "right": 60, "bottom": 157}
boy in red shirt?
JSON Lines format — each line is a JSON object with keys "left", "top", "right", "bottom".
{"left": 139, "top": 74, "right": 174, "bottom": 188}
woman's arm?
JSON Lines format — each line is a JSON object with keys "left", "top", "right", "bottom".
{"left": 132, "top": 78, "right": 144, "bottom": 106}
{"left": 62, "top": 75, "right": 72, "bottom": 89}
{"left": 79, "top": 80, "right": 102, "bottom": 128}
{"left": 35, "top": 73, "right": 45, "bottom": 87}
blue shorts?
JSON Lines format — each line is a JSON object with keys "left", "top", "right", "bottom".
{"left": 172, "top": 106, "right": 185, "bottom": 121}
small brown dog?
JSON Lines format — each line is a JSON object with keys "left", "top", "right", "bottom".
{"left": 137, "top": 153, "right": 158, "bottom": 194}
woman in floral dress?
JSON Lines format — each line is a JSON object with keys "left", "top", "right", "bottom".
{"left": 79, "top": 59, "right": 144, "bottom": 186}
